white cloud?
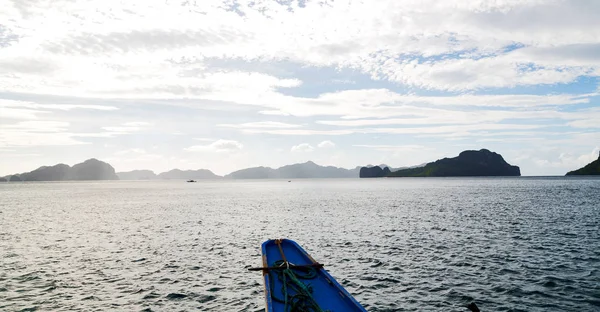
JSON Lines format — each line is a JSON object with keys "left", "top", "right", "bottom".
{"left": 122, "top": 121, "right": 152, "bottom": 127}
{"left": 114, "top": 148, "right": 146, "bottom": 156}
{"left": 245, "top": 123, "right": 546, "bottom": 136}
{"left": 185, "top": 139, "right": 243, "bottom": 152}
{"left": 199, "top": 87, "right": 595, "bottom": 119}
{"left": 101, "top": 126, "right": 141, "bottom": 132}
{"left": 246, "top": 129, "right": 355, "bottom": 136}
{"left": 101, "top": 121, "right": 151, "bottom": 133}
{"left": 218, "top": 121, "right": 302, "bottom": 129}
{"left": 259, "top": 110, "right": 291, "bottom": 116}
{"left": 194, "top": 137, "right": 217, "bottom": 142}
{"left": 579, "top": 147, "right": 600, "bottom": 163}
{"left": 567, "top": 119, "right": 600, "bottom": 128}
{"left": 317, "top": 140, "right": 335, "bottom": 148}
{"left": 0, "top": 99, "right": 118, "bottom": 119}
{"left": 353, "top": 145, "right": 428, "bottom": 152}
{"left": 0, "top": 99, "right": 117, "bottom": 109}
{"left": 1, "top": 0, "right": 600, "bottom": 97}
{"left": 331, "top": 79, "right": 356, "bottom": 85}
{"left": 526, "top": 147, "right": 600, "bottom": 170}
{"left": 2, "top": 120, "right": 70, "bottom": 132}
{"left": 0, "top": 107, "right": 48, "bottom": 119}
{"left": 104, "top": 149, "right": 165, "bottom": 171}
{"left": 0, "top": 117, "right": 158, "bottom": 148}
{"left": 291, "top": 143, "right": 315, "bottom": 152}
{"left": 0, "top": 121, "right": 87, "bottom": 147}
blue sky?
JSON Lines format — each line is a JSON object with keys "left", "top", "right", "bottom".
{"left": 1, "top": 0, "right": 599, "bottom": 176}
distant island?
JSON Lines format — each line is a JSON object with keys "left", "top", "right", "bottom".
{"left": 116, "top": 169, "right": 221, "bottom": 180}
{"left": 1, "top": 160, "right": 366, "bottom": 181}
{"left": 116, "top": 162, "right": 359, "bottom": 180}
{"left": 360, "top": 149, "right": 520, "bottom": 178}
{"left": 566, "top": 152, "right": 600, "bottom": 175}
{"left": 116, "top": 169, "right": 157, "bottom": 180}
{"left": 224, "top": 161, "right": 360, "bottom": 179}
{"left": 359, "top": 163, "right": 426, "bottom": 178}
{"left": 359, "top": 166, "right": 391, "bottom": 178}
{"left": 158, "top": 169, "right": 220, "bottom": 180}
{"left": 3, "top": 159, "right": 118, "bottom": 182}
{"left": 389, "top": 149, "right": 520, "bottom": 177}
{"left": 1, "top": 152, "right": 524, "bottom": 182}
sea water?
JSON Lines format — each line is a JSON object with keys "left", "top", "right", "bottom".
{"left": 1, "top": 178, "right": 599, "bottom": 311}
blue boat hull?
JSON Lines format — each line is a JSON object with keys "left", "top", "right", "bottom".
{"left": 260, "top": 239, "right": 367, "bottom": 312}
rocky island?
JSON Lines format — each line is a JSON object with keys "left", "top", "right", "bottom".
{"left": 4, "top": 159, "right": 118, "bottom": 181}
{"left": 566, "top": 152, "right": 600, "bottom": 175}
{"left": 359, "top": 166, "right": 391, "bottom": 178}
{"left": 360, "top": 149, "right": 520, "bottom": 178}
{"left": 4, "top": 154, "right": 524, "bottom": 181}
{"left": 68, "top": 159, "right": 119, "bottom": 180}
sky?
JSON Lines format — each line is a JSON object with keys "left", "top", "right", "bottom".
{"left": 1, "top": 0, "right": 599, "bottom": 176}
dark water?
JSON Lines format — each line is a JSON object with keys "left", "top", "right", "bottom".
{"left": 1, "top": 178, "right": 599, "bottom": 311}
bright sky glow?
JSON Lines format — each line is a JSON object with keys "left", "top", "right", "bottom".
{"left": 1, "top": 0, "right": 599, "bottom": 175}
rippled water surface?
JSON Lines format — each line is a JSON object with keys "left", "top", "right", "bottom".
{"left": 1, "top": 178, "right": 600, "bottom": 311}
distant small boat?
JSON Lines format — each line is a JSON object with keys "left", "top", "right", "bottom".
{"left": 250, "top": 239, "right": 367, "bottom": 312}
{"left": 186, "top": 179, "right": 196, "bottom": 183}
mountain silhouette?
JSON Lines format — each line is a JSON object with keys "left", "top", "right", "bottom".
{"left": 7, "top": 159, "right": 118, "bottom": 181}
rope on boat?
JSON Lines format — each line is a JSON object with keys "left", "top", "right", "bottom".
{"left": 268, "top": 259, "right": 328, "bottom": 312}
{"left": 269, "top": 239, "right": 329, "bottom": 312}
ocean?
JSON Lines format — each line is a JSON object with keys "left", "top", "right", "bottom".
{"left": 1, "top": 178, "right": 599, "bottom": 311}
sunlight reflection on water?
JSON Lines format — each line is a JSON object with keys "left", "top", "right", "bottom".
{"left": 1, "top": 178, "right": 599, "bottom": 311}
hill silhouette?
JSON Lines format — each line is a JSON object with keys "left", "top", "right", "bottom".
{"left": 117, "top": 170, "right": 157, "bottom": 180}
{"left": 157, "top": 169, "right": 220, "bottom": 180}
{"left": 6, "top": 159, "right": 118, "bottom": 181}
{"left": 566, "top": 152, "right": 600, "bottom": 175}
{"left": 225, "top": 161, "right": 360, "bottom": 179}
{"left": 385, "top": 149, "right": 520, "bottom": 177}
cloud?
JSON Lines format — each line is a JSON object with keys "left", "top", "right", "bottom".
{"left": 185, "top": 139, "right": 243, "bottom": 152}
{"left": 2, "top": 120, "right": 70, "bottom": 132}
{"left": 0, "top": 107, "right": 49, "bottom": 119}
{"left": 194, "top": 137, "right": 217, "bottom": 142}
{"left": 331, "top": 79, "right": 356, "bottom": 85}
{"left": 104, "top": 148, "right": 165, "bottom": 171}
{"left": 526, "top": 147, "right": 600, "bottom": 169}
{"left": 567, "top": 119, "right": 600, "bottom": 128}
{"left": 43, "top": 29, "right": 249, "bottom": 55}
{"left": 244, "top": 123, "right": 546, "bottom": 136}
{"left": 353, "top": 144, "right": 428, "bottom": 152}
{"left": 373, "top": 54, "right": 594, "bottom": 91}
{"left": 317, "top": 140, "right": 335, "bottom": 148}
{"left": 2, "top": 0, "right": 600, "bottom": 98}
{"left": 1, "top": 0, "right": 599, "bottom": 176}
{"left": 114, "top": 148, "right": 146, "bottom": 156}
{"left": 122, "top": 121, "right": 151, "bottom": 127}
{"left": 291, "top": 143, "right": 315, "bottom": 152}
{"left": 0, "top": 121, "right": 87, "bottom": 147}
{"left": 246, "top": 129, "right": 355, "bottom": 136}
{"left": 0, "top": 99, "right": 118, "bottom": 120}
{"left": 218, "top": 121, "right": 302, "bottom": 129}
{"left": 589, "top": 147, "right": 600, "bottom": 160}
{"left": 0, "top": 99, "right": 118, "bottom": 111}
{"left": 259, "top": 110, "right": 291, "bottom": 116}
{"left": 101, "top": 121, "right": 152, "bottom": 133}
